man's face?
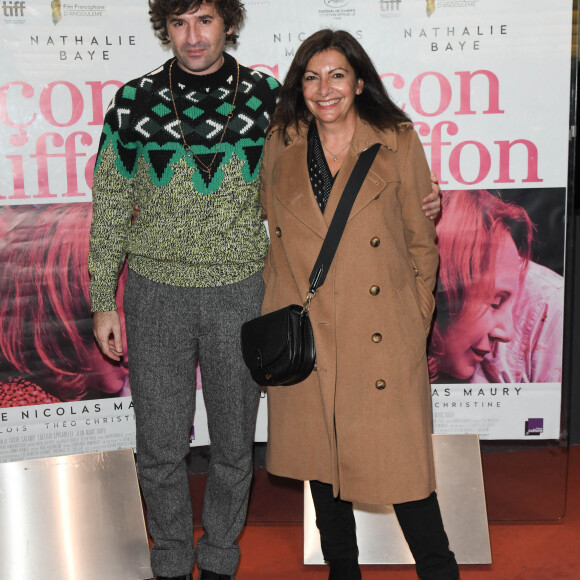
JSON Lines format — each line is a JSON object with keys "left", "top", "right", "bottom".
{"left": 166, "top": 2, "right": 231, "bottom": 75}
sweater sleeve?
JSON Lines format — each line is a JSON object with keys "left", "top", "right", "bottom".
{"left": 88, "top": 89, "right": 137, "bottom": 312}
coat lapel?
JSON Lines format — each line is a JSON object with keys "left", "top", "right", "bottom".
{"left": 348, "top": 119, "right": 399, "bottom": 220}
{"left": 273, "top": 136, "right": 328, "bottom": 240}
{"left": 324, "top": 117, "right": 397, "bottom": 226}
{"left": 323, "top": 150, "right": 387, "bottom": 227}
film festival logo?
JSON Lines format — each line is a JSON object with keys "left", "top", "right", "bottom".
{"left": 50, "top": 1, "right": 107, "bottom": 24}
{"left": 320, "top": 0, "right": 355, "bottom": 18}
{"left": 379, "top": 0, "right": 402, "bottom": 18}
{"left": 51, "top": 0, "right": 61, "bottom": 24}
{"left": 426, "top": 0, "right": 480, "bottom": 16}
{"left": 2, "top": 1, "right": 26, "bottom": 21}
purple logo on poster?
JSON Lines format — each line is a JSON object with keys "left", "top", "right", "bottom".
{"left": 525, "top": 418, "right": 544, "bottom": 436}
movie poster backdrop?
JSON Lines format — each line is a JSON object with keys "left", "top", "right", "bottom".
{"left": 0, "top": 0, "right": 573, "bottom": 461}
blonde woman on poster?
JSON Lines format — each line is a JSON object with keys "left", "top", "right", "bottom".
{"left": 429, "top": 189, "right": 563, "bottom": 385}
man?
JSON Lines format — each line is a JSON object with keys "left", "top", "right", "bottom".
{"left": 89, "top": 2, "right": 441, "bottom": 579}
{"left": 90, "top": 2, "right": 276, "bottom": 578}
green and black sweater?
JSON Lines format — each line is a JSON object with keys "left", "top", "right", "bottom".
{"left": 89, "top": 53, "right": 279, "bottom": 312}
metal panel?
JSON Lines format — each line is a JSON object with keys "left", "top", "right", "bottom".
{"left": 0, "top": 449, "right": 153, "bottom": 580}
{"left": 304, "top": 433, "right": 491, "bottom": 565}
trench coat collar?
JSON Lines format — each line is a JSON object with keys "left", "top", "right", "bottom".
{"left": 275, "top": 117, "right": 401, "bottom": 237}
{"left": 281, "top": 116, "right": 402, "bottom": 153}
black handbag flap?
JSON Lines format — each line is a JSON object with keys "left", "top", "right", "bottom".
{"left": 241, "top": 304, "right": 304, "bottom": 370}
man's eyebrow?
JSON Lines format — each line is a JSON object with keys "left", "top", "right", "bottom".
{"left": 168, "top": 13, "right": 215, "bottom": 22}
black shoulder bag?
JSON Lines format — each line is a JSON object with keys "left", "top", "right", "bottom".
{"left": 241, "top": 143, "right": 381, "bottom": 386}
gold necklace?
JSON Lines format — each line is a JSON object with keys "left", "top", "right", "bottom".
{"left": 168, "top": 57, "right": 240, "bottom": 175}
{"left": 320, "top": 139, "right": 350, "bottom": 162}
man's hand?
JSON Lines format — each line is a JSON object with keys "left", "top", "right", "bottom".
{"left": 93, "top": 311, "right": 124, "bottom": 361}
{"left": 422, "top": 171, "right": 442, "bottom": 221}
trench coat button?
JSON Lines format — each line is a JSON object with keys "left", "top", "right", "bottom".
{"left": 375, "top": 379, "right": 387, "bottom": 390}
{"left": 369, "top": 285, "right": 380, "bottom": 296}
{"left": 275, "top": 226, "right": 282, "bottom": 237}
{"left": 413, "top": 267, "right": 419, "bottom": 277}
{"left": 372, "top": 333, "right": 382, "bottom": 343}
{"left": 370, "top": 237, "right": 380, "bottom": 247}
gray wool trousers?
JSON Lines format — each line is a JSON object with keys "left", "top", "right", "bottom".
{"left": 124, "top": 270, "right": 263, "bottom": 578}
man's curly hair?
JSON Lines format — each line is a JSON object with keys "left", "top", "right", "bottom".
{"left": 149, "top": 0, "right": 245, "bottom": 45}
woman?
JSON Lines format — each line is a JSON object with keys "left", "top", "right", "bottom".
{"left": 429, "top": 189, "right": 535, "bottom": 383}
{"left": 259, "top": 30, "right": 458, "bottom": 580}
{"left": 0, "top": 203, "right": 129, "bottom": 405}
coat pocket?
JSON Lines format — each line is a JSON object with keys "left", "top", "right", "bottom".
{"left": 397, "top": 279, "right": 428, "bottom": 362}
{"left": 415, "top": 275, "right": 436, "bottom": 336}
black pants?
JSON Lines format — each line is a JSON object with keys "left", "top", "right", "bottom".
{"left": 310, "top": 481, "right": 459, "bottom": 580}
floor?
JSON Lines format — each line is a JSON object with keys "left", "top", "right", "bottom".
{"left": 178, "top": 444, "right": 580, "bottom": 579}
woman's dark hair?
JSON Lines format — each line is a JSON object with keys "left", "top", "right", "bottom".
{"left": 270, "top": 29, "right": 411, "bottom": 137}
{"left": 149, "top": 0, "right": 245, "bottom": 45}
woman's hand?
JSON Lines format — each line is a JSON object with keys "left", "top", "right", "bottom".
{"left": 422, "top": 172, "right": 441, "bottom": 221}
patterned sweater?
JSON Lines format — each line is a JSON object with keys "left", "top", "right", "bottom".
{"left": 89, "top": 53, "right": 279, "bottom": 312}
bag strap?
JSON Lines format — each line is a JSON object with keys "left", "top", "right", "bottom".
{"left": 307, "top": 143, "right": 381, "bottom": 294}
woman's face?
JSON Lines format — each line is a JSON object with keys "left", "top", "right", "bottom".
{"left": 436, "top": 233, "right": 522, "bottom": 380}
{"left": 301, "top": 48, "right": 363, "bottom": 128}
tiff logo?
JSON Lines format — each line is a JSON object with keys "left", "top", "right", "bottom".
{"left": 380, "top": 0, "right": 401, "bottom": 11}
{"left": 2, "top": 1, "right": 26, "bottom": 17}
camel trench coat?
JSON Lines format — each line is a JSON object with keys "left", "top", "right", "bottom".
{"left": 259, "top": 117, "right": 439, "bottom": 505}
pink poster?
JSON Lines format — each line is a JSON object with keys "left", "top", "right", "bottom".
{"left": 0, "top": 0, "right": 573, "bottom": 459}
